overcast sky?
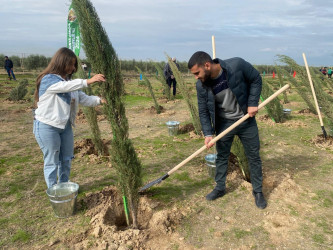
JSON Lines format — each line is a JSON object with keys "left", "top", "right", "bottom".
{"left": 1, "top": 0, "right": 332, "bottom": 66}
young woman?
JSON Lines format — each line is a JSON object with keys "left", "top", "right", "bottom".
{"left": 33, "top": 47, "right": 106, "bottom": 188}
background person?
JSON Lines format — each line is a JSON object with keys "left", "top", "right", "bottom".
{"left": 81, "top": 62, "right": 88, "bottom": 72}
{"left": 188, "top": 51, "right": 266, "bottom": 209}
{"left": 33, "top": 47, "right": 106, "bottom": 188}
{"left": 4, "top": 56, "right": 16, "bottom": 80}
{"left": 164, "top": 57, "right": 180, "bottom": 97}
{"left": 327, "top": 68, "right": 332, "bottom": 78}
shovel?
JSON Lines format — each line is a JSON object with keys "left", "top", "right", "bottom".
{"left": 139, "top": 84, "right": 290, "bottom": 192}
{"left": 302, "top": 53, "right": 327, "bottom": 139}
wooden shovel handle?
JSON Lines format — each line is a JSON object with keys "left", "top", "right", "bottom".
{"left": 168, "top": 84, "right": 290, "bottom": 175}
{"left": 302, "top": 53, "right": 324, "bottom": 126}
{"left": 212, "top": 35, "right": 216, "bottom": 59}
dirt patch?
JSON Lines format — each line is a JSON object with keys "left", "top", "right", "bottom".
{"left": 74, "top": 138, "right": 111, "bottom": 159}
{"left": 262, "top": 173, "right": 315, "bottom": 245}
{"left": 310, "top": 134, "right": 333, "bottom": 150}
{"left": 178, "top": 123, "right": 195, "bottom": 134}
{"left": 76, "top": 108, "right": 107, "bottom": 124}
{"left": 71, "top": 186, "right": 184, "bottom": 249}
{"left": 146, "top": 105, "right": 165, "bottom": 114}
{"left": 297, "top": 108, "right": 312, "bottom": 114}
{"left": 258, "top": 115, "right": 276, "bottom": 126}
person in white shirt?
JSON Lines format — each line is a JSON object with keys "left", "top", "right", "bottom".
{"left": 33, "top": 47, "right": 106, "bottom": 188}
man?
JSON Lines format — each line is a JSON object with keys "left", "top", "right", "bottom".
{"left": 164, "top": 57, "right": 179, "bottom": 97}
{"left": 4, "top": 56, "right": 16, "bottom": 81}
{"left": 188, "top": 51, "right": 266, "bottom": 209}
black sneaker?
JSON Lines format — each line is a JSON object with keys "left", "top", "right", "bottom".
{"left": 206, "top": 189, "right": 226, "bottom": 201}
{"left": 253, "top": 191, "right": 267, "bottom": 209}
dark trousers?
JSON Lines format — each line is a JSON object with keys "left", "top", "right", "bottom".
{"left": 215, "top": 117, "right": 263, "bottom": 193}
{"left": 166, "top": 77, "right": 177, "bottom": 96}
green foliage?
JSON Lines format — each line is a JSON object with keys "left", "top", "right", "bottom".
{"left": 275, "top": 65, "right": 289, "bottom": 104}
{"left": 308, "top": 67, "right": 333, "bottom": 128}
{"left": 278, "top": 55, "right": 333, "bottom": 129}
{"left": 278, "top": 55, "right": 316, "bottom": 114}
{"left": 167, "top": 55, "right": 202, "bottom": 135}
{"left": 72, "top": 0, "right": 142, "bottom": 228}
{"left": 74, "top": 58, "right": 106, "bottom": 156}
{"left": 153, "top": 61, "right": 170, "bottom": 100}
{"left": 8, "top": 79, "right": 28, "bottom": 101}
{"left": 261, "top": 79, "right": 284, "bottom": 123}
{"left": 231, "top": 136, "right": 250, "bottom": 182}
{"left": 24, "top": 54, "right": 49, "bottom": 70}
{"left": 136, "top": 66, "right": 161, "bottom": 113}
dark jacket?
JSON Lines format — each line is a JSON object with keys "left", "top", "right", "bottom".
{"left": 164, "top": 62, "right": 180, "bottom": 79}
{"left": 196, "top": 57, "right": 262, "bottom": 136}
{"left": 4, "top": 59, "right": 13, "bottom": 69}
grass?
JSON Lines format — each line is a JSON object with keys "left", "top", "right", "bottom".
{"left": 11, "top": 230, "right": 31, "bottom": 243}
{"left": 1, "top": 72, "right": 333, "bottom": 249}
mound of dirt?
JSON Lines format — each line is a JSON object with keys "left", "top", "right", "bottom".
{"left": 297, "top": 108, "right": 312, "bottom": 114}
{"left": 178, "top": 123, "right": 195, "bottom": 134}
{"left": 74, "top": 138, "right": 110, "bottom": 159}
{"left": 310, "top": 134, "right": 333, "bottom": 150}
{"left": 147, "top": 105, "right": 165, "bottom": 114}
{"left": 72, "top": 186, "right": 184, "bottom": 249}
{"left": 76, "top": 108, "right": 107, "bottom": 123}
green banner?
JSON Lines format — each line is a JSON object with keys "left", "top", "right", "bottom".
{"left": 67, "top": 4, "right": 81, "bottom": 56}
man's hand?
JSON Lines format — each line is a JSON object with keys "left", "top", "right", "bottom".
{"left": 247, "top": 106, "right": 258, "bottom": 117}
{"left": 205, "top": 136, "right": 215, "bottom": 149}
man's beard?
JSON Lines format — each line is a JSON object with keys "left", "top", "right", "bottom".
{"left": 201, "top": 69, "right": 212, "bottom": 85}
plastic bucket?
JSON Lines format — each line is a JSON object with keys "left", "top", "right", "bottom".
{"left": 166, "top": 121, "right": 180, "bottom": 136}
{"left": 46, "top": 182, "right": 79, "bottom": 218}
{"left": 283, "top": 108, "right": 292, "bottom": 117}
{"left": 205, "top": 154, "right": 217, "bottom": 179}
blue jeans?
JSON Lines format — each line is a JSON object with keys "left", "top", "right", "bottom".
{"left": 215, "top": 117, "right": 263, "bottom": 193}
{"left": 33, "top": 120, "right": 74, "bottom": 188}
{"left": 6, "top": 68, "right": 16, "bottom": 80}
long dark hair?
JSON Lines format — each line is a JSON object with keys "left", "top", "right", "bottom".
{"left": 34, "top": 47, "right": 78, "bottom": 103}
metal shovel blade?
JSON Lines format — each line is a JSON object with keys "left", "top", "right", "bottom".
{"left": 139, "top": 173, "right": 169, "bottom": 193}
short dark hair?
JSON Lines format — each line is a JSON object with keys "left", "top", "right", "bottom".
{"left": 188, "top": 51, "right": 213, "bottom": 69}
{"left": 5, "top": 56, "right": 8, "bottom": 59}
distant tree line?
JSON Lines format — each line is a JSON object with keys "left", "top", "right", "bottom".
{"left": 0, "top": 53, "right": 307, "bottom": 74}
{"left": 0, "top": 53, "right": 189, "bottom": 73}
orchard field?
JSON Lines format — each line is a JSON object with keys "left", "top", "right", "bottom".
{"left": 0, "top": 69, "right": 332, "bottom": 249}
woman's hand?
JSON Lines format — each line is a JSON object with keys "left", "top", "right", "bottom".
{"left": 100, "top": 98, "right": 107, "bottom": 104}
{"left": 87, "top": 74, "right": 105, "bottom": 85}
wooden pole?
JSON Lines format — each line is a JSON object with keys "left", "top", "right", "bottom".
{"left": 212, "top": 35, "right": 216, "bottom": 59}
{"left": 302, "top": 53, "right": 327, "bottom": 138}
